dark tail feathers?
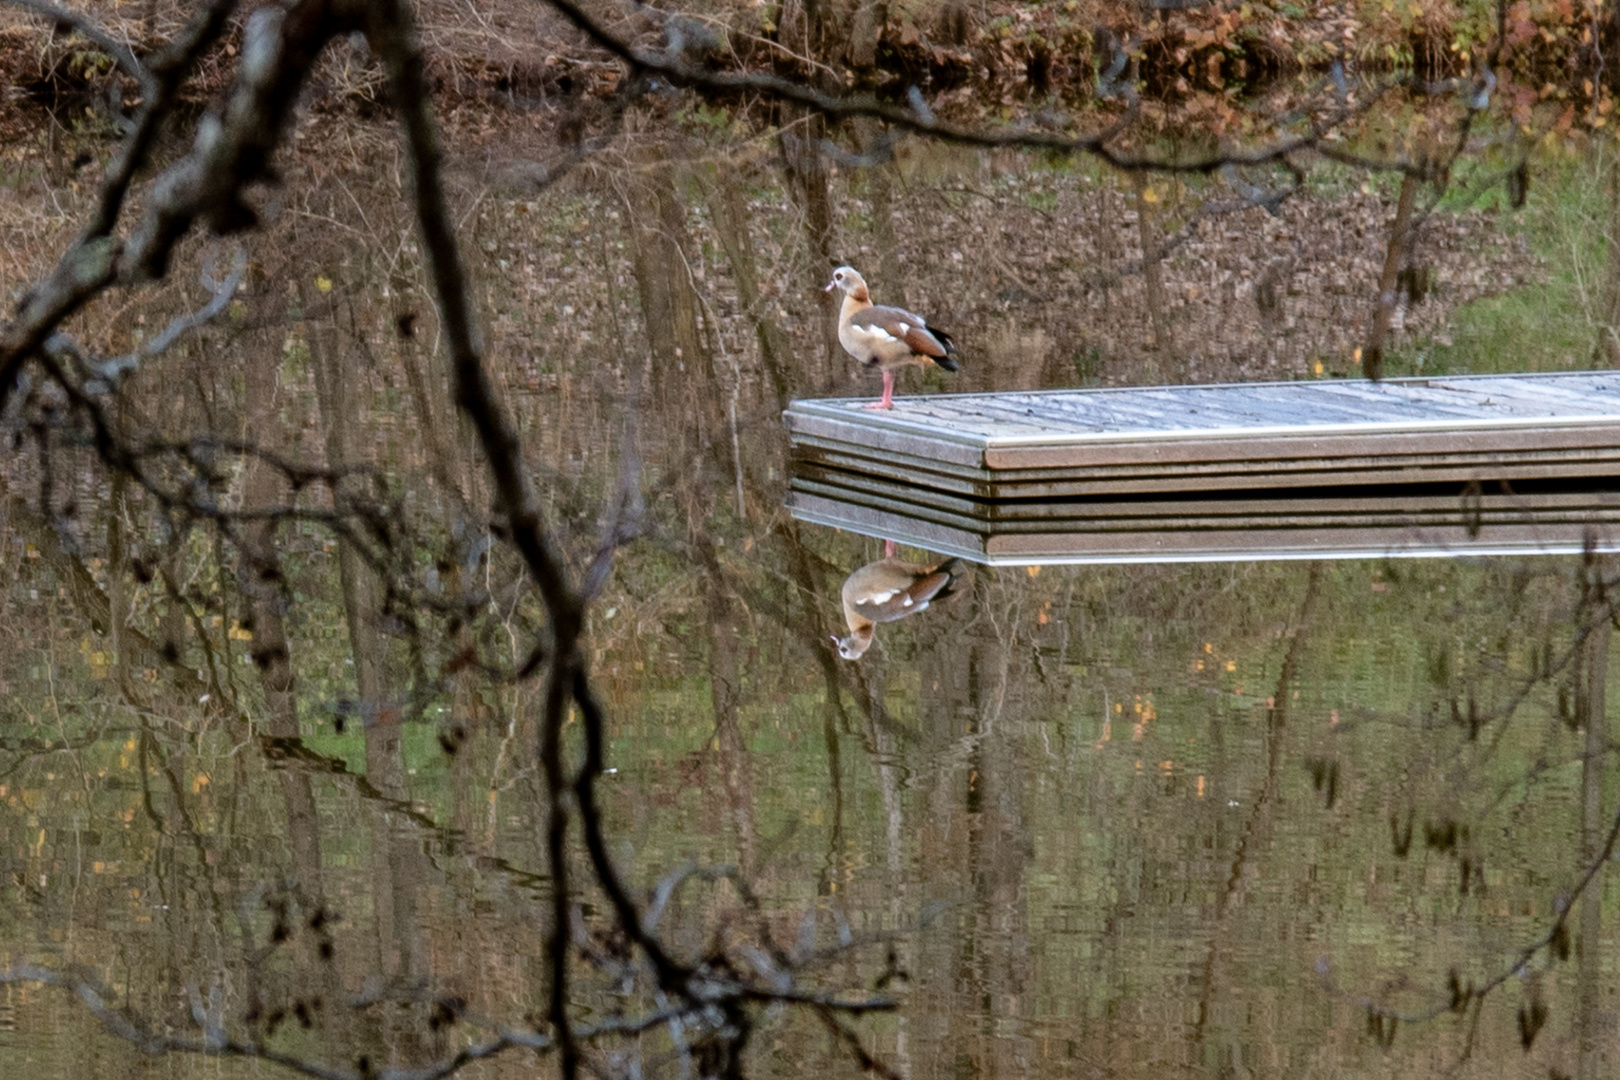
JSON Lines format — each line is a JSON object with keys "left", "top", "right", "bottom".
{"left": 931, "top": 558, "right": 966, "bottom": 601}
{"left": 931, "top": 327, "right": 960, "bottom": 372}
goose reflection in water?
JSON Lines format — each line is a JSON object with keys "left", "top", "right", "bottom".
{"left": 833, "top": 543, "right": 965, "bottom": 660}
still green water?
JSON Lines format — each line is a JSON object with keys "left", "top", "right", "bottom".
{"left": 1, "top": 101, "right": 1616, "bottom": 1080}
{"left": 1, "top": 543, "right": 1612, "bottom": 1079}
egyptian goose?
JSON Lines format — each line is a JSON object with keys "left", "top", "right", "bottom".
{"left": 825, "top": 266, "right": 960, "bottom": 409}
{"left": 833, "top": 555, "right": 964, "bottom": 660}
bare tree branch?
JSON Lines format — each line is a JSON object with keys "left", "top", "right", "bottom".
{"left": 0, "top": 0, "right": 351, "bottom": 411}
{"left": 67, "top": 245, "right": 248, "bottom": 392}
{"left": 85, "top": 0, "right": 240, "bottom": 240}
{"left": 365, "top": 4, "right": 593, "bottom": 1077}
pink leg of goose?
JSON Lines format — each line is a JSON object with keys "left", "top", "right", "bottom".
{"left": 863, "top": 370, "right": 896, "bottom": 410}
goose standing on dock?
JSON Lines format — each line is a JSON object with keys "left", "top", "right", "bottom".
{"left": 825, "top": 266, "right": 960, "bottom": 409}
{"left": 833, "top": 555, "right": 964, "bottom": 660}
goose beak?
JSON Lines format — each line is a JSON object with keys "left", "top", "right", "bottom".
{"left": 824, "top": 278, "right": 837, "bottom": 292}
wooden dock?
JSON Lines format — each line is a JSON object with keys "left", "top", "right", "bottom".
{"left": 784, "top": 372, "right": 1620, "bottom": 564}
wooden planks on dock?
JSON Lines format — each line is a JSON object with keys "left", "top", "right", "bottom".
{"left": 784, "top": 372, "right": 1620, "bottom": 564}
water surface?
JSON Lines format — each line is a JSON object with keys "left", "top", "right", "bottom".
{"left": 0, "top": 120, "right": 1614, "bottom": 1080}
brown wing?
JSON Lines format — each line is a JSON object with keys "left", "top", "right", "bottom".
{"left": 847, "top": 558, "right": 963, "bottom": 624}
{"left": 851, "top": 305, "right": 953, "bottom": 360}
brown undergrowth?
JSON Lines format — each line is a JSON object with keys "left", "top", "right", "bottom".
{"left": 0, "top": 79, "right": 1544, "bottom": 408}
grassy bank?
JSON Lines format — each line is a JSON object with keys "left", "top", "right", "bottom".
{"left": 1387, "top": 142, "right": 1615, "bottom": 376}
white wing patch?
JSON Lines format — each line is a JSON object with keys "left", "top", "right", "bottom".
{"left": 852, "top": 325, "right": 899, "bottom": 345}
{"left": 897, "top": 322, "right": 910, "bottom": 336}
{"left": 858, "top": 588, "right": 902, "bottom": 607}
